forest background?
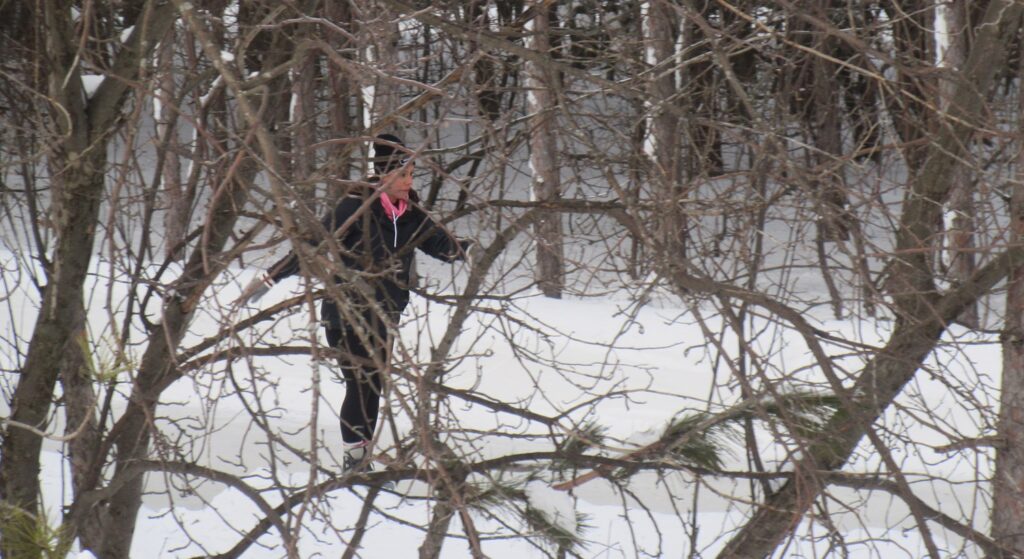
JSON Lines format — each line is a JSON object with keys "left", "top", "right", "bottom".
{"left": 3, "top": 1, "right": 1024, "bottom": 557}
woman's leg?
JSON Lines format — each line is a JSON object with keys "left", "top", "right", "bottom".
{"left": 325, "top": 316, "right": 392, "bottom": 445}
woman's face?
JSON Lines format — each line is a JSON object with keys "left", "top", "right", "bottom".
{"left": 381, "top": 162, "right": 414, "bottom": 202}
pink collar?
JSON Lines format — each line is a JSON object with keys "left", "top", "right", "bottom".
{"left": 380, "top": 193, "right": 408, "bottom": 220}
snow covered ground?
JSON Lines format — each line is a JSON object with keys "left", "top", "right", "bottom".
{"left": 0, "top": 237, "right": 1003, "bottom": 557}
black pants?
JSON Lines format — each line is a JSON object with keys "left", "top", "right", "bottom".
{"left": 325, "top": 313, "right": 395, "bottom": 445}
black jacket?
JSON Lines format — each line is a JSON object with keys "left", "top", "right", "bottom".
{"left": 267, "top": 189, "right": 467, "bottom": 329}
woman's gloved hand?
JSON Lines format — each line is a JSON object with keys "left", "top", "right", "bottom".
{"left": 237, "top": 274, "right": 272, "bottom": 306}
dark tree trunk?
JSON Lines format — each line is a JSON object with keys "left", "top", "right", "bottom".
{"left": 682, "top": 3, "right": 723, "bottom": 178}
{"left": 942, "top": 0, "right": 980, "bottom": 328}
{"left": 59, "top": 307, "right": 104, "bottom": 551}
{"left": 525, "top": 1, "right": 564, "bottom": 298}
{"left": 326, "top": 0, "right": 359, "bottom": 202}
{"left": 647, "top": 0, "right": 684, "bottom": 258}
{"left": 1, "top": 149, "right": 105, "bottom": 557}
{"left": 994, "top": 178, "right": 1024, "bottom": 557}
{"left": 991, "top": 34, "right": 1024, "bottom": 556}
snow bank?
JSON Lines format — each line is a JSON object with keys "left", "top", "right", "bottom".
{"left": 525, "top": 481, "right": 576, "bottom": 534}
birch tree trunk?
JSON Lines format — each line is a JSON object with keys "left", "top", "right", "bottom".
{"left": 157, "top": 31, "right": 188, "bottom": 261}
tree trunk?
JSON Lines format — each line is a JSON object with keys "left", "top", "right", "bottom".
{"left": 940, "top": 0, "right": 979, "bottom": 328}
{"left": 366, "top": 6, "right": 402, "bottom": 131}
{"left": 809, "top": 19, "right": 851, "bottom": 243}
{"left": 157, "top": 30, "right": 188, "bottom": 261}
{"left": 292, "top": 38, "right": 317, "bottom": 199}
{"left": 418, "top": 496, "right": 456, "bottom": 559}
{"left": 58, "top": 313, "right": 104, "bottom": 552}
{"left": 84, "top": 125, "right": 267, "bottom": 559}
{"left": 646, "top": 0, "right": 684, "bottom": 258}
{"left": 991, "top": 32, "right": 1024, "bottom": 556}
{"left": 525, "top": 0, "right": 564, "bottom": 298}
{"left": 0, "top": 150, "right": 105, "bottom": 559}
{"left": 884, "top": 0, "right": 938, "bottom": 171}
{"left": 326, "top": 1, "right": 358, "bottom": 202}
{"left": 994, "top": 177, "right": 1024, "bottom": 557}
{"left": 682, "top": 5, "right": 720, "bottom": 178}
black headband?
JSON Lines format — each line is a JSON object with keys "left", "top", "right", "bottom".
{"left": 371, "top": 153, "right": 411, "bottom": 174}
{"left": 372, "top": 133, "right": 410, "bottom": 175}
